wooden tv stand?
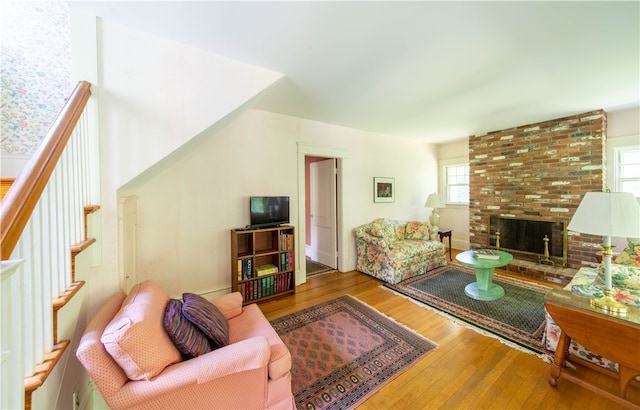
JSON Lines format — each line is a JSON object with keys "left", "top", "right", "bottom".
{"left": 544, "top": 289, "right": 640, "bottom": 408}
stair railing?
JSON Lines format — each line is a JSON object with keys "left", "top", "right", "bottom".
{"left": 0, "top": 80, "right": 99, "bottom": 409}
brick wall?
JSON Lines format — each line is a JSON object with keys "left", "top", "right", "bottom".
{"left": 469, "top": 110, "right": 607, "bottom": 269}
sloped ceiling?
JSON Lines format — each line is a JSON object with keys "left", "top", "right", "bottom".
{"left": 70, "top": 1, "right": 640, "bottom": 143}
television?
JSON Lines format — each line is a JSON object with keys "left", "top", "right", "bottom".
{"left": 249, "top": 196, "right": 290, "bottom": 229}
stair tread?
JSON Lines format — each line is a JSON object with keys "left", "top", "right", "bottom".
{"left": 53, "top": 281, "right": 85, "bottom": 310}
{"left": 24, "top": 340, "right": 70, "bottom": 393}
{"left": 71, "top": 237, "right": 96, "bottom": 254}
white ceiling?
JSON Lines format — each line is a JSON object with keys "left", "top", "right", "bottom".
{"left": 69, "top": 1, "right": 640, "bottom": 143}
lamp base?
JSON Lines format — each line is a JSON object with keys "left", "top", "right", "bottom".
{"left": 590, "top": 289, "right": 627, "bottom": 315}
{"left": 429, "top": 211, "right": 440, "bottom": 228}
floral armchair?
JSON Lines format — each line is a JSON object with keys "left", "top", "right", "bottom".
{"left": 353, "top": 218, "right": 446, "bottom": 284}
{"left": 614, "top": 240, "right": 640, "bottom": 267}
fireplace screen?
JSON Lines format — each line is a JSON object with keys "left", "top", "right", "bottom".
{"left": 488, "top": 216, "right": 567, "bottom": 265}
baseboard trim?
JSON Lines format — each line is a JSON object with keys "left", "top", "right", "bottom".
{"left": 84, "top": 381, "right": 107, "bottom": 410}
{"left": 198, "top": 286, "right": 232, "bottom": 300}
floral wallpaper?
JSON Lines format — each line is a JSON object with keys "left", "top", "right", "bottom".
{"left": 1, "top": 1, "right": 72, "bottom": 157}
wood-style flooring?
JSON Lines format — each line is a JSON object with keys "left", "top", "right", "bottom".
{"left": 258, "top": 249, "right": 639, "bottom": 409}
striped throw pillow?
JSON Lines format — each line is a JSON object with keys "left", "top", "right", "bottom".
{"left": 182, "top": 293, "right": 230, "bottom": 349}
{"left": 162, "top": 298, "right": 212, "bottom": 358}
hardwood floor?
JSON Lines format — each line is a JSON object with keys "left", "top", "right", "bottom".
{"left": 258, "top": 250, "right": 639, "bottom": 409}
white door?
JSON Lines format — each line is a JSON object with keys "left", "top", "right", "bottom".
{"left": 309, "top": 159, "right": 337, "bottom": 268}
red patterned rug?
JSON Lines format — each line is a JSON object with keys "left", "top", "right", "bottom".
{"left": 270, "top": 295, "right": 437, "bottom": 410}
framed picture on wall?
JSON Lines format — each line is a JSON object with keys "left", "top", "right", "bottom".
{"left": 374, "top": 177, "right": 395, "bottom": 203}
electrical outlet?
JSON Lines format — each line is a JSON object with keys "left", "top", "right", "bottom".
{"left": 72, "top": 385, "right": 80, "bottom": 410}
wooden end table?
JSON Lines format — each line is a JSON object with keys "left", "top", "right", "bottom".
{"left": 545, "top": 289, "right": 640, "bottom": 407}
{"left": 455, "top": 250, "right": 513, "bottom": 301}
{"left": 438, "top": 228, "right": 452, "bottom": 261}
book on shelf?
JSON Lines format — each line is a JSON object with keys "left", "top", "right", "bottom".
{"left": 239, "top": 258, "right": 253, "bottom": 280}
{"left": 238, "top": 270, "right": 293, "bottom": 302}
{"left": 279, "top": 232, "right": 293, "bottom": 251}
{"left": 473, "top": 249, "right": 500, "bottom": 260}
{"left": 280, "top": 252, "right": 293, "bottom": 271}
{"left": 256, "top": 263, "right": 278, "bottom": 276}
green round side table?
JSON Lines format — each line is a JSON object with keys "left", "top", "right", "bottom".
{"left": 455, "top": 250, "right": 513, "bottom": 301}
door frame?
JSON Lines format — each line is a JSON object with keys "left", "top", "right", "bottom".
{"left": 296, "top": 143, "right": 347, "bottom": 286}
{"left": 308, "top": 158, "right": 337, "bottom": 268}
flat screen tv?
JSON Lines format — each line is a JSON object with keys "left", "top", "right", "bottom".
{"left": 249, "top": 196, "right": 290, "bottom": 229}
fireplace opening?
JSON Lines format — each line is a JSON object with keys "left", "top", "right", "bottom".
{"left": 488, "top": 216, "right": 567, "bottom": 267}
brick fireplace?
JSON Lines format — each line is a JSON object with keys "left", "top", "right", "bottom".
{"left": 468, "top": 110, "right": 607, "bottom": 284}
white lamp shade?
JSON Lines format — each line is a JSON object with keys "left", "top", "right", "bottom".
{"left": 425, "top": 193, "right": 444, "bottom": 208}
{"left": 568, "top": 192, "right": 640, "bottom": 237}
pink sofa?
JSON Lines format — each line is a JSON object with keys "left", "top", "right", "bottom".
{"left": 76, "top": 280, "right": 294, "bottom": 409}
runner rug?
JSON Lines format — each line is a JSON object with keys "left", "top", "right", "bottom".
{"left": 270, "top": 295, "right": 437, "bottom": 410}
{"left": 306, "top": 258, "right": 335, "bottom": 276}
{"left": 384, "top": 265, "right": 551, "bottom": 355}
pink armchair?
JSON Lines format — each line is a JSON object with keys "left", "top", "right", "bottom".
{"left": 76, "top": 282, "right": 294, "bottom": 409}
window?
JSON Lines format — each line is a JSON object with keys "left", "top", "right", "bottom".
{"left": 444, "top": 163, "right": 469, "bottom": 205}
{"left": 615, "top": 145, "right": 640, "bottom": 198}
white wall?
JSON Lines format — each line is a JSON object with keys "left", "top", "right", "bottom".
{"left": 132, "top": 109, "right": 439, "bottom": 297}
{"left": 98, "top": 20, "right": 283, "bottom": 190}
{"left": 436, "top": 138, "right": 470, "bottom": 251}
{"left": 607, "top": 105, "right": 640, "bottom": 249}
{"left": 607, "top": 105, "right": 640, "bottom": 191}
{"left": 83, "top": 17, "right": 285, "bottom": 302}
{"left": 608, "top": 106, "right": 639, "bottom": 138}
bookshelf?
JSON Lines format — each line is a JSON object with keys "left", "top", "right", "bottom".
{"left": 230, "top": 225, "right": 295, "bottom": 305}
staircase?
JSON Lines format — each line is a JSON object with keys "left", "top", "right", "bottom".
{"left": 1, "top": 81, "right": 99, "bottom": 409}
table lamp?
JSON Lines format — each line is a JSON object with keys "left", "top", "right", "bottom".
{"left": 425, "top": 193, "right": 444, "bottom": 227}
{"left": 567, "top": 191, "right": 640, "bottom": 314}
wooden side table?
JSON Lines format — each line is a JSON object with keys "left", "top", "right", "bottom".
{"left": 545, "top": 289, "right": 640, "bottom": 407}
{"left": 438, "top": 228, "right": 452, "bottom": 261}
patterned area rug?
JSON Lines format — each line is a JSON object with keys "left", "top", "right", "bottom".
{"left": 270, "top": 295, "right": 437, "bottom": 410}
{"left": 384, "top": 265, "right": 551, "bottom": 354}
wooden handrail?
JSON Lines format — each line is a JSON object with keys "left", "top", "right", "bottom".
{"left": 0, "top": 81, "right": 92, "bottom": 260}
{"left": 1, "top": 178, "right": 15, "bottom": 200}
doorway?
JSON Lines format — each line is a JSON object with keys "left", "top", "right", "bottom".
{"left": 296, "top": 143, "right": 346, "bottom": 285}
{"left": 305, "top": 156, "right": 337, "bottom": 276}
